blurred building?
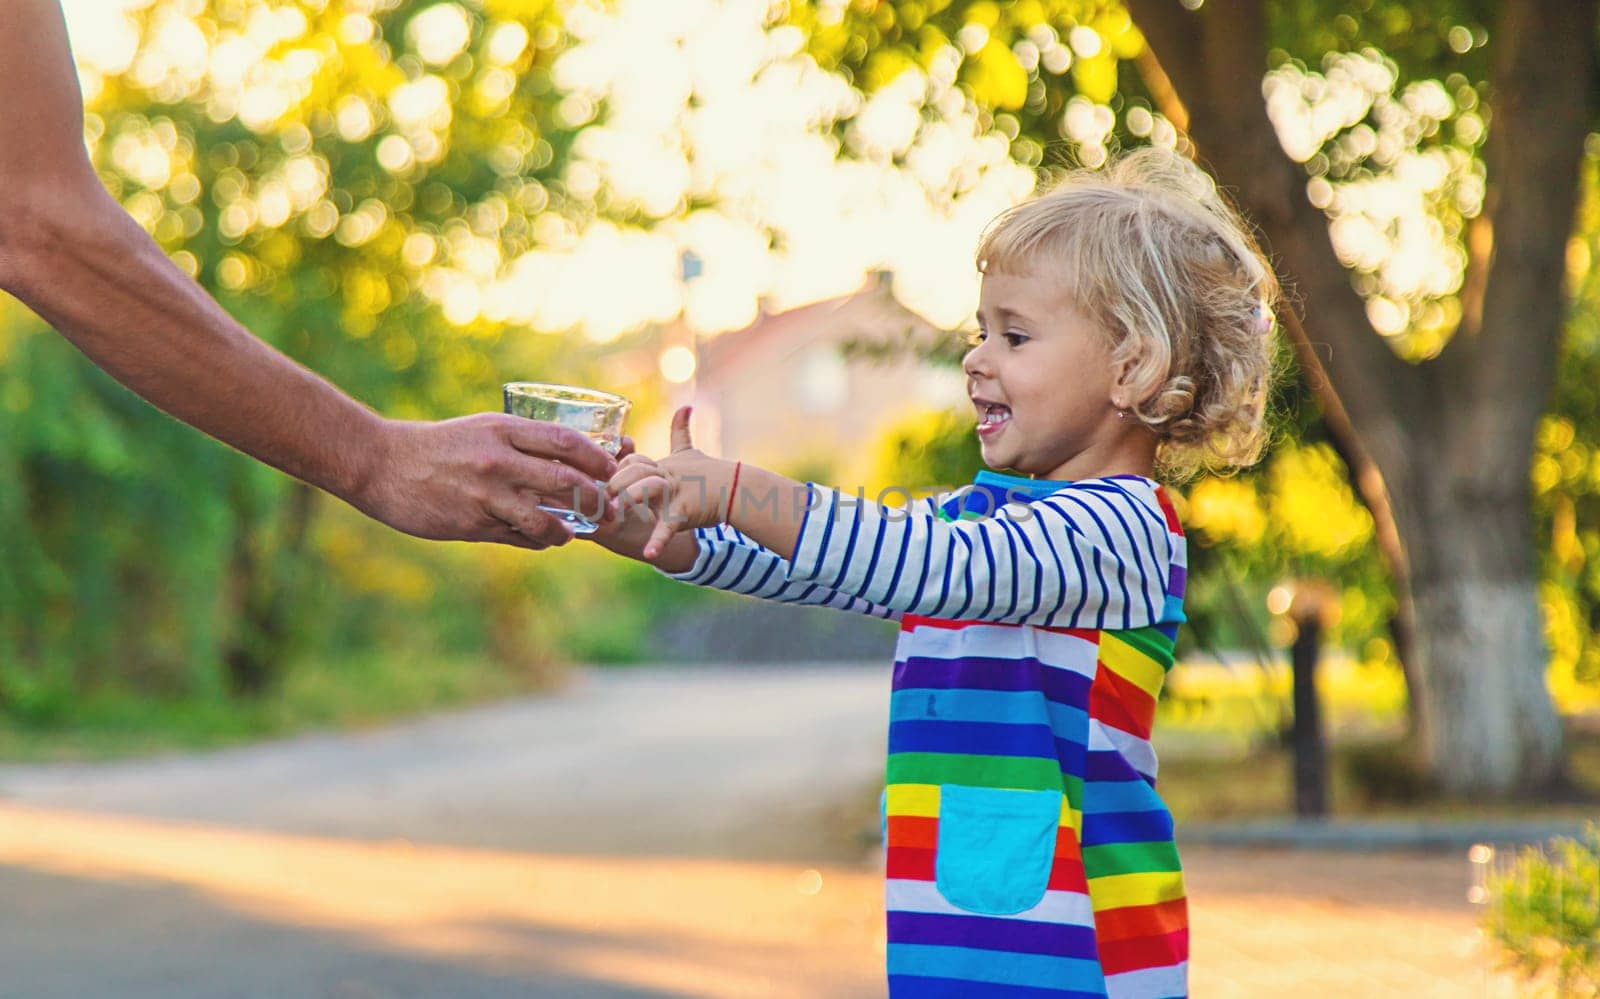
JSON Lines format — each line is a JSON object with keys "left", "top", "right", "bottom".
{"left": 639, "top": 272, "right": 968, "bottom": 484}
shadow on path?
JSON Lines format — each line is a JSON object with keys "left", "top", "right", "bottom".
{"left": 3, "top": 865, "right": 677, "bottom": 999}
{"left": 0, "top": 803, "right": 886, "bottom": 999}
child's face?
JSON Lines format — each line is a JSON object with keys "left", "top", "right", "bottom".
{"left": 964, "top": 268, "right": 1124, "bottom": 480}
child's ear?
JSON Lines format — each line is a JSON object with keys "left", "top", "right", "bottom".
{"left": 1110, "top": 341, "right": 1147, "bottom": 400}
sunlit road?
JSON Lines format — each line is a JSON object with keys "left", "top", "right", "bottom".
{"left": 0, "top": 665, "right": 894, "bottom": 999}
{"left": 0, "top": 665, "right": 893, "bottom": 860}
{"left": 0, "top": 664, "right": 1517, "bottom": 998}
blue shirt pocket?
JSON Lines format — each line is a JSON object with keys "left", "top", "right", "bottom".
{"left": 935, "top": 783, "right": 1063, "bottom": 916}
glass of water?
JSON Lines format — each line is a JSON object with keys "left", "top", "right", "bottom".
{"left": 503, "top": 381, "right": 632, "bottom": 534}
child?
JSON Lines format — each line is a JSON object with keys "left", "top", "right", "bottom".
{"left": 591, "top": 145, "right": 1279, "bottom": 999}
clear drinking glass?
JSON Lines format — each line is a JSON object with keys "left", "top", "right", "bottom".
{"left": 503, "top": 381, "right": 632, "bottom": 535}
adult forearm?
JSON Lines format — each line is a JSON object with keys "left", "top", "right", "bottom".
{"left": 3, "top": 183, "right": 383, "bottom": 501}
{"left": 0, "top": 0, "right": 616, "bottom": 552}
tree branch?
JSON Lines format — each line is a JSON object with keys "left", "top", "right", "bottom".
{"left": 1456, "top": 213, "right": 1493, "bottom": 343}
{"left": 1126, "top": 0, "right": 1201, "bottom": 132}
{"left": 1131, "top": 44, "right": 1187, "bottom": 133}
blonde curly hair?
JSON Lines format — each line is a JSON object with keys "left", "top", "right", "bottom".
{"left": 975, "top": 146, "right": 1282, "bottom": 480}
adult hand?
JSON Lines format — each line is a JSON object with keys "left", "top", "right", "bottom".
{"left": 350, "top": 414, "right": 628, "bottom": 551}
{"left": 2, "top": 0, "right": 644, "bottom": 554}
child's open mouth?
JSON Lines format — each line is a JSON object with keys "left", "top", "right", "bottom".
{"left": 976, "top": 402, "right": 1011, "bottom": 438}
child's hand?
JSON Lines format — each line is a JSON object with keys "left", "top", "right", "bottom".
{"left": 584, "top": 490, "right": 655, "bottom": 553}
{"left": 606, "top": 406, "right": 735, "bottom": 561}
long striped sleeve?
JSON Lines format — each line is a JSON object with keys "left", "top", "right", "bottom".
{"left": 785, "top": 479, "right": 1172, "bottom": 630}
{"left": 664, "top": 522, "right": 903, "bottom": 620}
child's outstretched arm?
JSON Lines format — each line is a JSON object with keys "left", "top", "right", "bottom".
{"left": 585, "top": 478, "right": 872, "bottom": 616}
{"left": 590, "top": 405, "right": 812, "bottom": 567}
{"left": 602, "top": 407, "right": 904, "bottom": 620}
{"left": 612, "top": 409, "right": 1177, "bottom": 631}
{"left": 783, "top": 479, "right": 1177, "bottom": 630}
{"left": 604, "top": 407, "right": 808, "bottom": 562}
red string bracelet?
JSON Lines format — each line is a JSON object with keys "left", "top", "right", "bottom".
{"left": 724, "top": 461, "right": 742, "bottom": 523}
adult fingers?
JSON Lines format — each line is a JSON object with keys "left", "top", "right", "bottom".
{"left": 495, "top": 450, "right": 607, "bottom": 514}
{"left": 485, "top": 524, "right": 551, "bottom": 551}
{"left": 616, "top": 435, "right": 637, "bottom": 461}
{"left": 485, "top": 497, "right": 577, "bottom": 549}
{"left": 669, "top": 406, "right": 694, "bottom": 454}
{"left": 500, "top": 415, "right": 617, "bottom": 481}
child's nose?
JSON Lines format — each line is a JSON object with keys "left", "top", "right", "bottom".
{"left": 962, "top": 342, "right": 990, "bottom": 378}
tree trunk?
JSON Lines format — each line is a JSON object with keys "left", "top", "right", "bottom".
{"left": 1387, "top": 463, "right": 1565, "bottom": 794}
{"left": 1122, "top": 0, "right": 1594, "bottom": 795}
{"left": 1410, "top": 573, "right": 1561, "bottom": 794}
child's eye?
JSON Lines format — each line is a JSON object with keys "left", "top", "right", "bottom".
{"left": 1002, "top": 330, "right": 1028, "bottom": 347}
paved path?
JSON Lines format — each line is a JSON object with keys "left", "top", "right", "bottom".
{"left": 0, "top": 665, "right": 891, "bottom": 860}
{"left": 1182, "top": 846, "right": 1517, "bottom": 997}
{"left": 0, "top": 665, "right": 1521, "bottom": 997}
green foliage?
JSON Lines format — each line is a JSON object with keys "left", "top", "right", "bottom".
{"left": 1538, "top": 157, "right": 1600, "bottom": 699}
{"left": 869, "top": 406, "right": 982, "bottom": 492}
{"left": 786, "top": 0, "right": 1503, "bottom": 182}
{"left": 0, "top": 645, "right": 559, "bottom": 763}
{"left": 8, "top": 0, "right": 1600, "bottom": 748}
{"left": 1485, "top": 825, "right": 1600, "bottom": 997}
{"left": 1265, "top": 0, "right": 1497, "bottom": 84}
{"left": 0, "top": 307, "right": 246, "bottom": 698}
{"left": 787, "top": 0, "right": 1145, "bottom": 171}
{"left": 797, "top": 0, "right": 1600, "bottom": 715}
{"left": 0, "top": 0, "right": 680, "bottom": 716}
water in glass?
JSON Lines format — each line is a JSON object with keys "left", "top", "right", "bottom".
{"left": 503, "top": 381, "right": 632, "bottom": 534}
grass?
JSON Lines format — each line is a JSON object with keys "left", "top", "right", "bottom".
{"left": 815, "top": 660, "right": 1600, "bottom": 844}
{"left": 1157, "top": 730, "right": 1600, "bottom": 824}
{"left": 0, "top": 648, "right": 555, "bottom": 763}
{"left": 1155, "top": 658, "right": 1600, "bottom": 823}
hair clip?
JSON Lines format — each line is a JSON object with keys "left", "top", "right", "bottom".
{"left": 1251, "top": 304, "right": 1275, "bottom": 337}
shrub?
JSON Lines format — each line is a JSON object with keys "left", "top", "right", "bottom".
{"left": 1483, "top": 824, "right": 1600, "bottom": 997}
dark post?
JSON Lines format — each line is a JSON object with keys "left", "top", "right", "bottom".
{"left": 1287, "top": 580, "right": 1336, "bottom": 818}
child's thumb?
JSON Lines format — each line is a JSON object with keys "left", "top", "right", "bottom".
{"left": 670, "top": 405, "right": 694, "bottom": 453}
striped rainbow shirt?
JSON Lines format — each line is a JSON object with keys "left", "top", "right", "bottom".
{"left": 668, "top": 469, "right": 1189, "bottom": 998}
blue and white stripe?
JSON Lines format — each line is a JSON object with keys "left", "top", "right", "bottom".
{"left": 669, "top": 478, "right": 1170, "bottom": 631}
